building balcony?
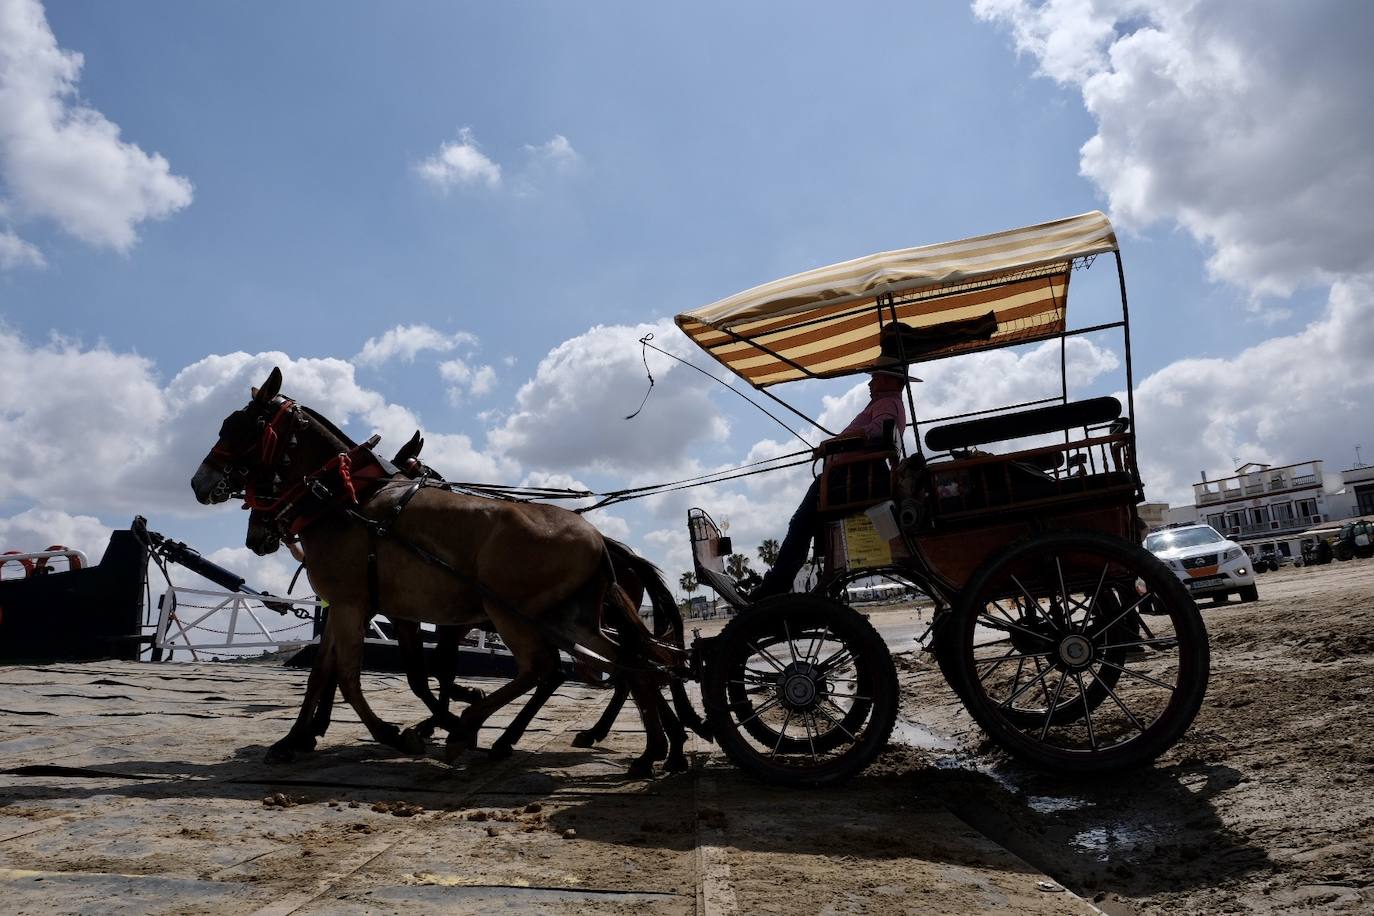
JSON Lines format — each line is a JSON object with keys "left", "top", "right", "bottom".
{"left": 1224, "top": 515, "right": 1324, "bottom": 539}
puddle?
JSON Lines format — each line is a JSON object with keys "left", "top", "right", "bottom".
{"left": 1070, "top": 821, "right": 1164, "bottom": 860}
{"left": 889, "top": 717, "right": 958, "bottom": 752}
{"left": 1024, "top": 794, "right": 1091, "bottom": 814}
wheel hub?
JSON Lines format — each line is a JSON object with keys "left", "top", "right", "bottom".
{"left": 777, "top": 661, "right": 826, "bottom": 711}
{"left": 1057, "top": 634, "right": 1094, "bottom": 669}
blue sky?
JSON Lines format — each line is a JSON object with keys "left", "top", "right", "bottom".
{"left": 2, "top": 0, "right": 1370, "bottom": 594}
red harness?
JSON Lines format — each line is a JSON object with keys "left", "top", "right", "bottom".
{"left": 228, "top": 399, "right": 393, "bottom": 536}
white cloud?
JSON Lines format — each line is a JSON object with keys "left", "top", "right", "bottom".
{"left": 355, "top": 323, "right": 477, "bottom": 367}
{"left": 975, "top": 0, "right": 1374, "bottom": 299}
{"left": 0, "top": 227, "right": 42, "bottom": 268}
{"left": 438, "top": 357, "right": 496, "bottom": 404}
{"left": 486, "top": 320, "right": 730, "bottom": 474}
{"left": 0, "top": 0, "right": 193, "bottom": 252}
{"left": 416, "top": 127, "right": 502, "bottom": 191}
{"left": 0, "top": 329, "right": 515, "bottom": 516}
{"left": 0, "top": 506, "right": 111, "bottom": 561}
{"left": 1133, "top": 277, "right": 1374, "bottom": 504}
{"left": 975, "top": 0, "right": 1374, "bottom": 506}
{"left": 524, "top": 134, "right": 580, "bottom": 173}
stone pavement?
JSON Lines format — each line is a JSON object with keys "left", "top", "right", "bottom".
{"left": 0, "top": 661, "right": 1098, "bottom": 914}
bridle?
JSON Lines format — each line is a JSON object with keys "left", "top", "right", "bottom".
{"left": 206, "top": 396, "right": 301, "bottom": 505}
{"left": 210, "top": 395, "right": 395, "bottom": 542}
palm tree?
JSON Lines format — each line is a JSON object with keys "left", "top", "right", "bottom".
{"left": 679, "top": 571, "right": 698, "bottom": 599}
{"left": 757, "top": 538, "right": 780, "bottom": 568}
{"left": 725, "top": 553, "right": 754, "bottom": 583}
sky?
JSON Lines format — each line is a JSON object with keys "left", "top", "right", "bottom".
{"left": 1, "top": 0, "right": 1372, "bottom": 601}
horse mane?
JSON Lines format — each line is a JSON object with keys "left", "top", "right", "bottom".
{"left": 300, "top": 404, "right": 358, "bottom": 450}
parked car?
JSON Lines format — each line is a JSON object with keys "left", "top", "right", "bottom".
{"left": 1145, "top": 524, "right": 1258, "bottom": 603}
{"left": 1334, "top": 520, "right": 1374, "bottom": 561}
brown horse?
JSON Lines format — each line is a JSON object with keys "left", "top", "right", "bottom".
{"left": 244, "top": 433, "right": 482, "bottom": 751}
{"left": 193, "top": 367, "right": 688, "bottom": 775}
{"left": 243, "top": 431, "right": 707, "bottom": 767}
{"left": 249, "top": 506, "right": 702, "bottom": 768}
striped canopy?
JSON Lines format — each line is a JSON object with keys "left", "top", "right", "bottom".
{"left": 676, "top": 211, "right": 1118, "bottom": 388}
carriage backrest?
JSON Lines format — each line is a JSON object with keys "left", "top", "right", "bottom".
{"left": 924, "top": 396, "right": 1123, "bottom": 453}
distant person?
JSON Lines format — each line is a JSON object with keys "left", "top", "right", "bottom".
{"left": 752, "top": 367, "right": 914, "bottom": 600}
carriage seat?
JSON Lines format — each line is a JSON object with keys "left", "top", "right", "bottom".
{"left": 924, "top": 396, "right": 1123, "bottom": 452}
{"left": 923, "top": 398, "right": 1133, "bottom": 514}
{"left": 817, "top": 420, "right": 900, "bottom": 515}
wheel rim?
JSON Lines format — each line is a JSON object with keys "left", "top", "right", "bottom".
{"left": 722, "top": 616, "right": 881, "bottom": 765}
{"left": 961, "top": 547, "right": 1197, "bottom": 758}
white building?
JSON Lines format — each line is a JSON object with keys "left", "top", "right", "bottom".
{"left": 1192, "top": 461, "right": 1336, "bottom": 544}
{"left": 1138, "top": 502, "right": 1170, "bottom": 532}
{"left": 1339, "top": 464, "right": 1374, "bottom": 519}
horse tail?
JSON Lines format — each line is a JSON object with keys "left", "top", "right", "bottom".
{"left": 604, "top": 538, "right": 713, "bottom": 743}
{"left": 605, "top": 538, "right": 679, "bottom": 641}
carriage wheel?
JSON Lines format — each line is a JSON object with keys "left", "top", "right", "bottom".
{"left": 702, "top": 595, "right": 898, "bottom": 788}
{"left": 940, "top": 530, "right": 1209, "bottom": 773}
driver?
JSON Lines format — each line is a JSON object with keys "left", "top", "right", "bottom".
{"left": 751, "top": 366, "right": 915, "bottom": 600}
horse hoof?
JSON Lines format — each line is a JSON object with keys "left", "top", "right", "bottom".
{"left": 262, "top": 736, "right": 306, "bottom": 769}
{"left": 398, "top": 727, "right": 428, "bottom": 756}
{"left": 488, "top": 740, "right": 513, "bottom": 761}
{"left": 445, "top": 732, "right": 475, "bottom": 764}
{"left": 571, "top": 731, "right": 598, "bottom": 749}
{"left": 665, "top": 753, "right": 689, "bottom": 773}
{"left": 627, "top": 758, "right": 655, "bottom": 779}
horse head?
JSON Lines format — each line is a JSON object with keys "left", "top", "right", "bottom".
{"left": 191, "top": 365, "right": 352, "bottom": 518}
{"left": 245, "top": 507, "right": 283, "bottom": 556}
{"left": 191, "top": 367, "right": 286, "bottom": 505}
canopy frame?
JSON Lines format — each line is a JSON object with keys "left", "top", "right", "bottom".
{"left": 673, "top": 213, "right": 1138, "bottom": 478}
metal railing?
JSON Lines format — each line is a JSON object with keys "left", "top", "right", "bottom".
{"left": 154, "top": 586, "right": 508, "bottom": 661}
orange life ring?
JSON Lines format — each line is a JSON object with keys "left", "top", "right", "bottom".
{"left": 33, "top": 545, "right": 82, "bottom": 575}
{"left": 1, "top": 550, "right": 34, "bottom": 579}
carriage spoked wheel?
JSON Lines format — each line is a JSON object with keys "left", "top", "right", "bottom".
{"left": 940, "top": 530, "right": 1209, "bottom": 773}
{"left": 702, "top": 595, "right": 898, "bottom": 788}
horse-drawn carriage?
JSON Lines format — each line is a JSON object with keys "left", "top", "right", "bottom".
{"left": 193, "top": 211, "right": 1208, "bottom": 789}
{"left": 678, "top": 211, "right": 1209, "bottom": 786}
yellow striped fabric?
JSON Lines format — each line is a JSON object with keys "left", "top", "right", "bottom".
{"left": 675, "top": 211, "right": 1117, "bottom": 388}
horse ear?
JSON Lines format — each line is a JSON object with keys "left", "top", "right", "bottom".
{"left": 252, "top": 367, "right": 283, "bottom": 404}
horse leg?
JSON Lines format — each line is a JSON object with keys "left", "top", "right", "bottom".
{"left": 436, "top": 626, "right": 485, "bottom": 705}
{"left": 625, "top": 675, "right": 670, "bottom": 778}
{"left": 393, "top": 619, "right": 446, "bottom": 751}
{"left": 669, "top": 679, "right": 712, "bottom": 742}
{"left": 572, "top": 678, "right": 629, "bottom": 748}
{"left": 656, "top": 689, "right": 689, "bottom": 773}
{"left": 308, "top": 675, "right": 337, "bottom": 738}
{"left": 329, "top": 605, "right": 422, "bottom": 755}
{"left": 445, "top": 620, "right": 557, "bottom": 763}
{"left": 266, "top": 623, "right": 338, "bottom": 762}
{"left": 489, "top": 667, "right": 565, "bottom": 759}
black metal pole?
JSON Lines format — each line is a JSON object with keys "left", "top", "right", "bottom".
{"left": 1115, "top": 250, "right": 1144, "bottom": 514}
{"left": 880, "top": 292, "right": 920, "bottom": 458}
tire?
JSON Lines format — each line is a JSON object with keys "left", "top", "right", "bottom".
{"left": 940, "top": 530, "right": 1210, "bottom": 774}
{"left": 702, "top": 595, "right": 898, "bottom": 788}
{"left": 1239, "top": 585, "right": 1259, "bottom": 603}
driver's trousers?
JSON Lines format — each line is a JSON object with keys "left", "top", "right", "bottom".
{"left": 754, "top": 477, "right": 821, "bottom": 599}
